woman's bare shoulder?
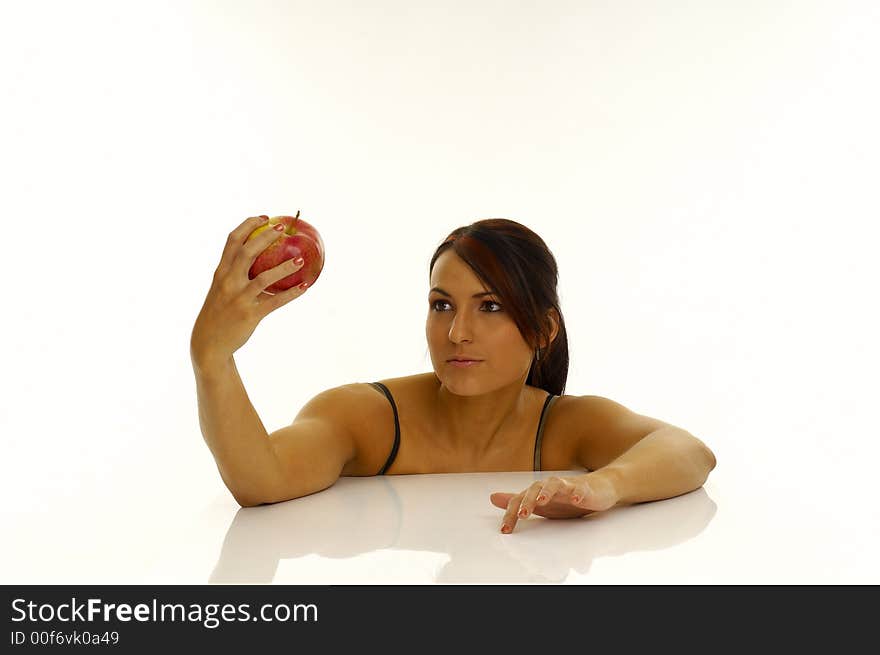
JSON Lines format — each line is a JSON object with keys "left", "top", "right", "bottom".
{"left": 322, "top": 376, "right": 426, "bottom": 476}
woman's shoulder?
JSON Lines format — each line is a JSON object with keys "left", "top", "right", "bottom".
{"left": 328, "top": 374, "right": 431, "bottom": 476}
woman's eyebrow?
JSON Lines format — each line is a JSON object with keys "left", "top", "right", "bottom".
{"left": 429, "top": 287, "right": 496, "bottom": 298}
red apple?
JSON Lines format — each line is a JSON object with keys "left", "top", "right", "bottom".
{"left": 247, "top": 210, "right": 325, "bottom": 293}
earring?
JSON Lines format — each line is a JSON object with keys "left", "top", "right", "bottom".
{"left": 536, "top": 347, "right": 542, "bottom": 361}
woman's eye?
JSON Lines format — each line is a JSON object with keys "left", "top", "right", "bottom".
{"left": 430, "top": 299, "right": 502, "bottom": 312}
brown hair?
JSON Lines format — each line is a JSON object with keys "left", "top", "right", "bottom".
{"left": 429, "top": 218, "right": 569, "bottom": 396}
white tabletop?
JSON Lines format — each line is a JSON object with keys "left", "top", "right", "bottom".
{"left": 200, "top": 470, "right": 721, "bottom": 585}
{"left": 6, "top": 460, "right": 875, "bottom": 585}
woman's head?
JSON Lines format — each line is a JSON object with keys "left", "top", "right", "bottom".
{"left": 426, "top": 219, "right": 569, "bottom": 396}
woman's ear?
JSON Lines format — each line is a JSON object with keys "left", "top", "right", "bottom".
{"left": 543, "top": 309, "right": 560, "bottom": 349}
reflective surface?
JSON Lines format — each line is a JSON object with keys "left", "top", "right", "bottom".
{"left": 202, "top": 471, "right": 718, "bottom": 584}
{"left": 4, "top": 462, "right": 879, "bottom": 584}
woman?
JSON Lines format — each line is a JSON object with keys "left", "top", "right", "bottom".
{"left": 190, "top": 215, "right": 716, "bottom": 534}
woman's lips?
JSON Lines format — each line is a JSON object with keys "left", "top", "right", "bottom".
{"left": 448, "top": 360, "right": 482, "bottom": 368}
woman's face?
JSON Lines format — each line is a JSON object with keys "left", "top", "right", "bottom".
{"left": 426, "top": 251, "right": 533, "bottom": 394}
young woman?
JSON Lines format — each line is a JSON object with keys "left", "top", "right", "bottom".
{"left": 190, "top": 216, "right": 716, "bottom": 534}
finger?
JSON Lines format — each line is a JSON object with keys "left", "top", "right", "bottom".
{"left": 572, "top": 476, "right": 617, "bottom": 511}
{"left": 568, "top": 479, "right": 591, "bottom": 507}
{"left": 517, "top": 481, "right": 546, "bottom": 519}
{"left": 217, "top": 216, "right": 269, "bottom": 276}
{"left": 232, "top": 221, "right": 288, "bottom": 279}
{"left": 501, "top": 494, "right": 524, "bottom": 534}
{"left": 489, "top": 492, "right": 515, "bottom": 510}
{"left": 533, "top": 476, "right": 567, "bottom": 507}
{"left": 255, "top": 277, "right": 310, "bottom": 316}
{"left": 249, "top": 256, "right": 305, "bottom": 300}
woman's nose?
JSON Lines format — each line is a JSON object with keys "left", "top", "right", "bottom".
{"left": 448, "top": 316, "right": 473, "bottom": 342}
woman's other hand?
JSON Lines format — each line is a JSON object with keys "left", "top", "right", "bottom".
{"left": 490, "top": 473, "right": 619, "bottom": 534}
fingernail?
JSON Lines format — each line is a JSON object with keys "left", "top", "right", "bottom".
{"left": 299, "top": 282, "right": 309, "bottom": 290}
{"left": 537, "top": 495, "right": 546, "bottom": 503}
{"left": 571, "top": 495, "right": 580, "bottom": 503}
{"left": 274, "top": 224, "right": 285, "bottom": 231}
{"left": 501, "top": 525, "right": 510, "bottom": 533}
{"left": 294, "top": 257, "right": 304, "bottom": 265}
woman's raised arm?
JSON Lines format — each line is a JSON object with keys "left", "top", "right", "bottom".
{"left": 190, "top": 215, "right": 310, "bottom": 506}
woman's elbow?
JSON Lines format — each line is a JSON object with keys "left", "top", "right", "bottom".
{"left": 704, "top": 445, "right": 717, "bottom": 472}
{"left": 232, "top": 489, "right": 270, "bottom": 508}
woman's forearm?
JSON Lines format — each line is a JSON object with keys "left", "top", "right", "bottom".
{"left": 593, "top": 427, "right": 717, "bottom": 506}
{"left": 191, "top": 351, "right": 285, "bottom": 506}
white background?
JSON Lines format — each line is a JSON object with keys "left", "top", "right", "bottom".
{"left": 1, "top": 0, "right": 878, "bottom": 583}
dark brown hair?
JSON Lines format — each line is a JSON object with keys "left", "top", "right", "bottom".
{"left": 429, "top": 218, "right": 569, "bottom": 396}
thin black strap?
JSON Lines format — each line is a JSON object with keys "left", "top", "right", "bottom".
{"left": 533, "top": 393, "right": 559, "bottom": 472}
{"left": 368, "top": 382, "right": 400, "bottom": 475}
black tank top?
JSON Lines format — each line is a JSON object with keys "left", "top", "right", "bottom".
{"left": 368, "top": 381, "right": 560, "bottom": 475}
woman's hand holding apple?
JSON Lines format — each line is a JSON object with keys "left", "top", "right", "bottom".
{"left": 190, "top": 215, "right": 309, "bottom": 368}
